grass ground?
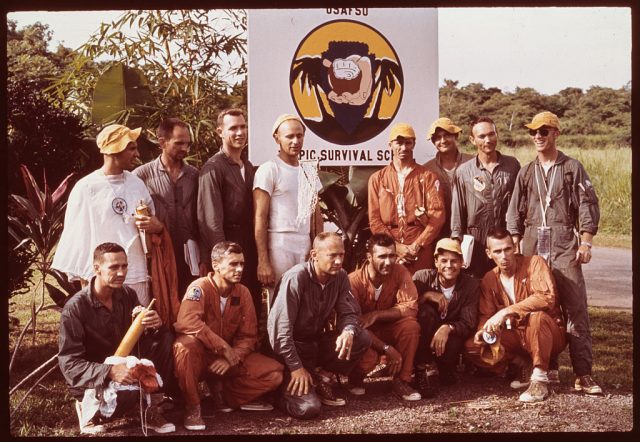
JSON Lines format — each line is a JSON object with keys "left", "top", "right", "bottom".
{"left": 8, "top": 289, "right": 633, "bottom": 436}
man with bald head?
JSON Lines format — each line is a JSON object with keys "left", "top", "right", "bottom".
{"left": 268, "top": 232, "right": 371, "bottom": 419}
{"left": 253, "top": 114, "right": 323, "bottom": 293}
{"left": 368, "top": 122, "right": 446, "bottom": 273}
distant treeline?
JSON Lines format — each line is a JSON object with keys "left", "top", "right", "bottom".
{"left": 439, "top": 80, "right": 631, "bottom": 149}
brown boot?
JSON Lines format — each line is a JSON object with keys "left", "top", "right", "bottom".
{"left": 183, "top": 404, "right": 206, "bottom": 431}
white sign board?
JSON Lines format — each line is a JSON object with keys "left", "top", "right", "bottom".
{"left": 248, "top": 8, "right": 438, "bottom": 166}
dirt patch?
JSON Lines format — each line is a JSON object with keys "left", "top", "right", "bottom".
{"left": 90, "top": 374, "right": 632, "bottom": 436}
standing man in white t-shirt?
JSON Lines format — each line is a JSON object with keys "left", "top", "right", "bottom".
{"left": 253, "top": 114, "right": 323, "bottom": 292}
{"left": 52, "top": 124, "right": 164, "bottom": 306}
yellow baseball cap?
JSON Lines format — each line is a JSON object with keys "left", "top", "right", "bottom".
{"left": 427, "top": 117, "right": 462, "bottom": 139}
{"left": 524, "top": 111, "right": 561, "bottom": 130}
{"left": 388, "top": 123, "right": 416, "bottom": 142}
{"left": 272, "top": 114, "right": 305, "bottom": 135}
{"left": 434, "top": 238, "right": 463, "bottom": 257}
{"left": 96, "top": 124, "right": 142, "bottom": 154}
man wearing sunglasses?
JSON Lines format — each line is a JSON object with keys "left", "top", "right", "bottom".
{"left": 506, "top": 111, "right": 602, "bottom": 396}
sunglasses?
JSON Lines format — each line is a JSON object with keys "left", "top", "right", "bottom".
{"left": 528, "top": 127, "right": 552, "bottom": 136}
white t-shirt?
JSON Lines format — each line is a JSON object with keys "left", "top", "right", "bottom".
{"left": 374, "top": 284, "right": 383, "bottom": 302}
{"left": 441, "top": 285, "right": 455, "bottom": 301}
{"left": 220, "top": 296, "right": 229, "bottom": 315}
{"left": 52, "top": 170, "right": 154, "bottom": 284}
{"left": 395, "top": 166, "right": 414, "bottom": 218}
{"left": 499, "top": 273, "right": 516, "bottom": 304}
{"left": 253, "top": 157, "right": 322, "bottom": 235}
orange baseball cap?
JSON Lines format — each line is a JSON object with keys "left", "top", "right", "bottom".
{"left": 388, "top": 123, "right": 416, "bottom": 142}
{"left": 427, "top": 117, "right": 462, "bottom": 139}
{"left": 524, "top": 111, "right": 561, "bottom": 130}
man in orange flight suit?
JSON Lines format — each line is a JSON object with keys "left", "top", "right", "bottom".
{"left": 464, "top": 228, "right": 566, "bottom": 403}
{"left": 347, "top": 233, "right": 422, "bottom": 401}
{"left": 368, "top": 123, "right": 445, "bottom": 273}
{"left": 173, "top": 241, "right": 283, "bottom": 431}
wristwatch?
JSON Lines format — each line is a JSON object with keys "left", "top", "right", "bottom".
{"left": 383, "top": 344, "right": 390, "bottom": 353}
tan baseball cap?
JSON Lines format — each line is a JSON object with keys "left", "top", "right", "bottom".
{"left": 434, "top": 238, "right": 463, "bottom": 257}
{"left": 388, "top": 123, "right": 416, "bottom": 142}
{"left": 272, "top": 114, "right": 305, "bottom": 135}
{"left": 427, "top": 117, "right": 462, "bottom": 139}
{"left": 96, "top": 124, "right": 142, "bottom": 154}
{"left": 524, "top": 111, "right": 561, "bottom": 130}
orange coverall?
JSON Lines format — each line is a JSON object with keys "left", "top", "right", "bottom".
{"left": 348, "top": 263, "right": 420, "bottom": 383}
{"left": 464, "top": 255, "right": 567, "bottom": 373}
{"left": 368, "top": 163, "right": 445, "bottom": 273}
{"left": 173, "top": 275, "right": 283, "bottom": 408}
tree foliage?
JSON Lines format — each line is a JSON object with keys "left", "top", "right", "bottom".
{"left": 49, "top": 10, "right": 248, "bottom": 166}
{"left": 439, "top": 78, "right": 631, "bottom": 148}
{"left": 7, "top": 19, "right": 75, "bottom": 88}
{"left": 7, "top": 20, "right": 90, "bottom": 196}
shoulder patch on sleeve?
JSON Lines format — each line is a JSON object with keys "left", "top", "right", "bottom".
{"left": 185, "top": 286, "right": 202, "bottom": 301}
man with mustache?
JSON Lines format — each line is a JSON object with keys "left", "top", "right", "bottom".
{"left": 346, "top": 233, "right": 422, "bottom": 401}
{"left": 173, "top": 241, "right": 284, "bottom": 431}
{"left": 134, "top": 118, "right": 206, "bottom": 298}
{"left": 368, "top": 123, "right": 445, "bottom": 273}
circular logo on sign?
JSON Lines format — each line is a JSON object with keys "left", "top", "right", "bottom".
{"left": 112, "top": 197, "right": 128, "bottom": 215}
{"left": 290, "top": 20, "right": 404, "bottom": 145}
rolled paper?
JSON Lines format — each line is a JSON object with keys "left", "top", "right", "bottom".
{"left": 114, "top": 299, "right": 156, "bottom": 357}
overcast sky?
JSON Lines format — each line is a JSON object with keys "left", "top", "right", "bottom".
{"left": 7, "top": 7, "right": 631, "bottom": 95}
